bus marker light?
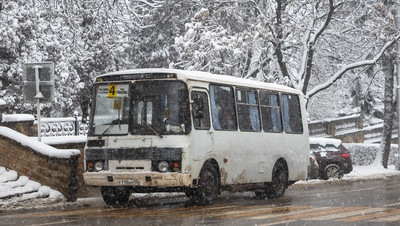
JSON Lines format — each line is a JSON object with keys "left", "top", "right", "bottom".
{"left": 172, "top": 162, "right": 180, "bottom": 172}
{"left": 87, "top": 162, "right": 94, "bottom": 171}
{"left": 224, "top": 158, "right": 228, "bottom": 163}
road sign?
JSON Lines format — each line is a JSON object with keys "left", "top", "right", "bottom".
{"left": 23, "top": 62, "right": 55, "bottom": 141}
{"left": 23, "top": 62, "right": 55, "bottom": 103}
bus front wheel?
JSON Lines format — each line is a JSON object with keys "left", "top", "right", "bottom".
{"left": 101, "top": 186, "right": 130, "bottom": 206}
{"left": 190, "top": 164, "right": 220, "bottom": 205}
{"left": 266, "top": 162, "right": 288, "bottom": 199}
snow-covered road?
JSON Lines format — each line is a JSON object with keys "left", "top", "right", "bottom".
{"left": 1, "top": 165, "right": 400, "bottom": 212}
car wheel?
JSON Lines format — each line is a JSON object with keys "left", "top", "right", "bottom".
{"left": 266, "top": 162, "right": 288, "bottom": 199}
{"left": 323, "top": 164, "right": 343, "bottom": 180}
{"left": 101, "top": 186, "right": 130, "bottom": 206}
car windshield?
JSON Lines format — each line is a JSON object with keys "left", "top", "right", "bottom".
{"left": 130, "top": 80, "right": 190, "bottom": 135}
{"left": 90, "top": 84, "right": 130, "bottom": 136}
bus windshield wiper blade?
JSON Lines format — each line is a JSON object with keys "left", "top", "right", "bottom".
{"left": 98, "top": 123, "right": 115, "bottom": 139}
{"left": 97, "top": 119, "right": 122, "bottom": 138}
{"left": 141, "top": 118, "right": 163, "bottom": 138}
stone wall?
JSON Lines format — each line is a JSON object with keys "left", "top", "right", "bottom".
{"left": 0, "top": 131, "right": 80, "bottom": 201}
{"left": 1, "top": 120, "right": 37, "bottom": 136}
{"left": 49, "top": 142, "right": 99, "bottom": 198}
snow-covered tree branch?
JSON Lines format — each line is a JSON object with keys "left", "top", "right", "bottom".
{"left": 306, "top": 33, "right": 400, "bottom": 99}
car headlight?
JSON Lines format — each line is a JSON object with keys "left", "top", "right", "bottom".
{"left": 158, "top": 161, "right": 169, "bottom": 172}
{"left": 94, "top": 161, "right": 104, "bottom": 171}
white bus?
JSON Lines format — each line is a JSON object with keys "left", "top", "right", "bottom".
{"left": 83, "top": 68, "right": 309, "bottom": 206}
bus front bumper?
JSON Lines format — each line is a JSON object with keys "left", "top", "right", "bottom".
{"left": 83, "top": 171, "right": 192, "bottom": 187}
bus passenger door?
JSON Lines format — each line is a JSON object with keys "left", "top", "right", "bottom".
{"left": 190, "top": 90, "right": 213, "bottom": 162}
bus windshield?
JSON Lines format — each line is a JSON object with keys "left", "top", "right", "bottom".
{"left": 131, "top": 80, "right": 190, "bottom": 135}
{"left": 92, "top": 84, "right": 130, "bottom": 136}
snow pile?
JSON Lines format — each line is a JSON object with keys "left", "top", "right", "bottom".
{"left": 296, "top": 165, "right": 400, "bottom": 186}
{"left": 0, "top": 126, "right": 80, "bottom": 158}
{"left": 1, "top": 114, "right": 35, "bottom": 122}
{"left": 344, "top": 165, "right": 400, "bottom": 180}
{"left": 33, "top": 135, "right": 87, "bottom": 145}
{"left": 0, "top": 167, "right": 64, "bottom": 208}
{"left": 0, "top": 169, "right": 18, "bottom": 183}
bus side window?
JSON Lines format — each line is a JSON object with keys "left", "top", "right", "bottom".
{"left": 191, "top": 92, "right": 210, "bottom": 130}
{"left": 281, "top": 94, "right": 303, "bottom": 134}
{"left": 260, "top": 91, "right": 283, "bottom": 133}
{"left": 236, "top": 89, "right": 261, "bottom": 132}
{"left": 210, "top": 85, "right": 237, "bottom": 131}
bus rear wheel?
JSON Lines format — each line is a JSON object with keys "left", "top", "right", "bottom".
{"left": 266, "top": 162, "right": 288, "bottom": 199}
{"left": 190, "top": 164, "right": 220, "bottom": 205}
{"left": 101, "top": 186, "right": 130, "bottom": 206}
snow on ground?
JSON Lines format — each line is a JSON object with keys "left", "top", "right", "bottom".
{"left": 295, "top": 164, "right": 400, "bottom": 186}
{"left": 1, "top": 164, "right": 399, "bottom": 212}
{"left": 345, "top": 165, "right": 400, "bottom": 179}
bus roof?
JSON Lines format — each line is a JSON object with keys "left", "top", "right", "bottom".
{"left": 96, "top": 68, "right": 302, "bottom": 95}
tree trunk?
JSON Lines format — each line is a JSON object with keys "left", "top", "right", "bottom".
{"left": 379, "top": 51, "right": 395, "bottom": 168}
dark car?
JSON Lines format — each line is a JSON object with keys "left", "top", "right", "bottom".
{"left": 309, "top": 138, "right": 353, "bottom": 180}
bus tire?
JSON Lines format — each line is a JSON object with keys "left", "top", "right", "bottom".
{"left": 192, "top": 164, "right": 220, "bottom": 205}
{"left": 266, "top": 162, "right": 288, "bottom": 199}
{"left": 101, "top": 186, "right": 130, "bottom": 206}
{"left": 255, "top": 191, "right": 267, "bottom": 200}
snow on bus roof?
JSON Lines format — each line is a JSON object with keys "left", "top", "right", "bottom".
{"left": 97, "top": 68, "right": 302, "bottom": 95}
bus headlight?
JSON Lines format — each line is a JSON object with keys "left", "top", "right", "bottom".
{"left": 94, "top": 161, "right": 104, "bottom": 171}
{"left": 158, "top": 161, "right": 169, "bottom": 172}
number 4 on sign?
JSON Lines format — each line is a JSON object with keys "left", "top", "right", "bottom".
{"left": 108, "top": 85, "right": 117, "bottom": 97}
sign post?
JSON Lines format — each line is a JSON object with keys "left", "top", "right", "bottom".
{"left": 23, "top": 62, "right": 54, "bottom": 141}
{"left": 34, "top": 65, "right": 44, "bottom": 141}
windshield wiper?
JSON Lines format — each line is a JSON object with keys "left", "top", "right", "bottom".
{"left": 98, "top": 123, "right": 115, "bottom": 139}
{"left": 141, "top": 118, "right": 163, "bottom": 138}
{"left": 97, "top": 119, "right": 123, "bottom": 139}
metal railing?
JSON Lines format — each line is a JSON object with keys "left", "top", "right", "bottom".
{"left": 40, "top": 116, "right": 89, "bottom": 137}
{"left": 309, "top": 115, "right": 362, "bottom": 137}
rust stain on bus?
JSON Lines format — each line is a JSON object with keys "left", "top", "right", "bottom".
{"left": 220, "top": 168, "right": 228, "bottom": 184}
{"left": 232, "top": 170, "right": 246, "bottom": 184}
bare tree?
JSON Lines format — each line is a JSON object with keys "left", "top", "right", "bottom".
{"left": 377, "top": 0, "right": 398, "bottom": 168}
{"left": 378, "top": 50, "right": 395, "bottom": 168}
